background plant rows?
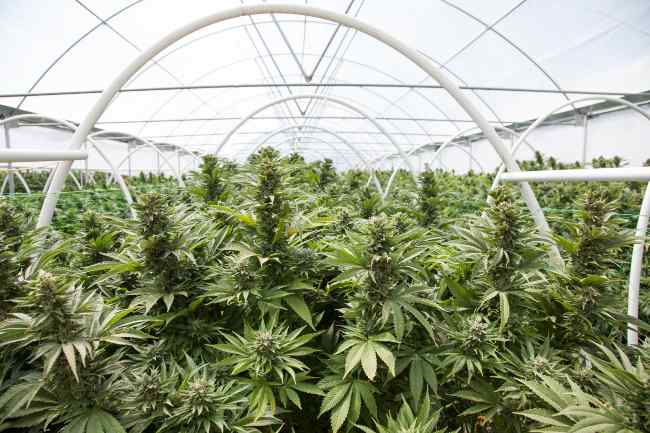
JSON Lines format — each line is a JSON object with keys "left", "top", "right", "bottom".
{"left": 0, "top": 150, "right": 648, "bottom": 433}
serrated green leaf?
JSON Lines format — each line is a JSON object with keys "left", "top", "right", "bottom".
{"left": 409, "top": 358, "right": 423, "bottom": 402}
{"left": 284, "top": 295, "right": 314, "bottom": 330}
{"left": 361, "top": 343, "right": 378, "bottom": 380}
{"left": 330, "top": 392, "right": 351, "bottom": 433}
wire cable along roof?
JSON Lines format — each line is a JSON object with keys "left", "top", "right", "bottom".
{"left": 0, "top": 0, "right": 648, "bottom": 171}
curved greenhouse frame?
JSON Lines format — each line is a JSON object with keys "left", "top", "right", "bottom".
{"left": 35, "top": 4, "right": 553, "bottom": 246}
{"left": 251, "top": 124, "right": 384, "bottom": 194}
{"left": 0, "top": 114, "right": 132, "bottom": 209}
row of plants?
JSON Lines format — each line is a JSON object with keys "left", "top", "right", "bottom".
{"left": 0, "top": 169, "right": 177, "bottom": 193}
{"left": 0, "top": 150, "right": 647, "bottom": 433}
{"left": 1, "top": 170, "right": 179, "bottom": 233}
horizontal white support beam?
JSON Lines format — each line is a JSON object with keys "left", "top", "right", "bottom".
{"left": 500, "top": 167, "right": 650, "bottom": 183}
{"left": 0, "top": 150, "right": 88, "bottom": 163}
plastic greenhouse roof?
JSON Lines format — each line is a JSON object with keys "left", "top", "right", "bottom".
{"left": 1, "top": 0, "right": 649, "bottom": 166}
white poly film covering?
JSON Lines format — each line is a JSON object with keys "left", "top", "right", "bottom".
{"left": 0, "top": 0, "right": 649, "bottom": 172}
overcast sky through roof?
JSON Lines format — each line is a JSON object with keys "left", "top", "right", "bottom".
{"left": 1, "top": 0, "right": 649, "bottom": 166}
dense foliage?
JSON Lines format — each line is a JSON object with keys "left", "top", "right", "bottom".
{"left": 0, "top": 151, "right": 648, "bottom": 433}
{"left": 0, "top": 169, "right": 179, "bottom": 233}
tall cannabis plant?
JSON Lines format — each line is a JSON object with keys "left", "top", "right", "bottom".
{"left": 190, "top": 155, "right": 231, "bottom": 203}
{"left": 449, "top": 185, "right": 548, "bottom": 331}
{"left": 418, "top": 169, "right": 442, "bottom": 226}
{"left": 322, "top": 215, "right": 441, "bottom": 431}
{"left": 317, "top": 158, "right": 337, "bottom": 189}
{"left": 0, "top": 200, "right": 29, "bottom": 318}
{"left": 552, "top": 190, "right": 635, "bottom": 342}
{"left": 207, "top": 147, "right": 324, "bottom": 325}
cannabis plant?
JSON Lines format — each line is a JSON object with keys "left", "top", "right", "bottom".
{"left": 0, "top": 200, "right": 30, "bottom": 317}
{"left": 321, "top": 215, "right": 443, "bottom": 431}
{"left": 190, "top": 155, "right": 231, "bottom": 203}
{"left": 211, "top": 315, "right": 321, "bottom": 416}
{"left": 0, "top": 149, "right": 646, "bottom": 433}
{"left": 450, "top": 185, "right": 548, "bottom": 331}
{"left": 519, "top": 344, "right": 649, "bottom": 433}
{"left": 418, "top": 169, "right": 443, "bottom": 226}
{"left": 75, "top": 211, "right": 119, "bottom": 267}
{"left": 206, "top": 147, "right": 323, "bottom": 328}
{"left": 552, "top": 190, "right": 635, "bottom": 342}
{"left": 0, "top": 269, "right": 144, "bottom": 432}
{"left": 317, "top": 158, "right": 337, "bottom": 189}
{"left": 358, "top": 395, "right": 447, "bottom": 433}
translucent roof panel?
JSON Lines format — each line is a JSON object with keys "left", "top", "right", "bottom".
{"left": 1, "top": 0, "right": 648, "bottom": 168}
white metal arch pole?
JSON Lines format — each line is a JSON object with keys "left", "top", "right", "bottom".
{"left": 89, "top": 131, "right": 185, "bottom": 186}
{"left": 382, "top": 125, "right": 538, "bottom": 197}
{"left": 1, "top": 170, "right": 32, "bottom": 195}
{"left": 128, "top": 140, "right": 134, "bottom": 178}
{"left": 42, "top": 168, "right": 56, "bottom": 194}
{"left": 0, "top": 114, "right": 82, "bottom": 196}
{"left": 3, "top": 123, "right": 14, "bottom": 194}
{"left": 42, "top": 164, "right": 83, "bottom": 193}
{"left": 37, "top": 3, "right": 551, "bottom": 244}
{"left": 89, "top": 142, "right": 136, "bottom": 219}
{"left": 259, "top": 137, "right": 349, "bottom": 167}
{"left": 161, "top": 143, "right": 203, "bottom": 179}
{"left": 69, "top": 171, "right": 83, "bottom": 191}
{"left": 0, "top": 170, "right": 31, "bottom": 195}
{"left": 101, "top": 140, "right": 184, "bottom": 186}
{"left": 214, "top": 93, "right": 418, "bottom": 185}
{"left": 258, "top": 125, "right": 366, "bottom": 166}
{"left": 177, "top": 148, "right": 205, "bottom": 174}
{"left": 15, "top": 171, "right": 31, "bottom": 194}
{"left": 162, "top": 141, "right": 202, "bottom": 166}
{"left": 255, "top": 124, "right": 384, "bottom": 195}
{"left": 436, "top": 144, "right": 486, "bottom": 173}
{"left": 493, "top": 97, "right": 650, "bottom": 186}
{"left": 250, "top": 135, "right": 353, "bottom": 169}
{"left": 172, "top": 143, "right": 203, "bottom": 167}
{"left": 82, "top": 140, "right": 88, "bottom": 187}
{"left": 629, "top": 185, "right": 650, "bottom": 346}
{"left": 378, "top": 142, "right": 487, "bottom": 184}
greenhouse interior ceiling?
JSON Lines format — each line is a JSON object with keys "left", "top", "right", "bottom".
{"left": 2, "top": 2, "right": 650, "bottom": 433}
{"left": 1, "top": 0, "right": 649, "bottom": 173}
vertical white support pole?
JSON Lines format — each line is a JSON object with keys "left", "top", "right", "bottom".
{"left": 628, "top": 183, "right": 650, "bottom": 346}
{"left": 82, "top": 139, "right": 88, "bottom": 187}
{"left": 156, "top": 150, "right": 161, "bottom": 176}
{"left": 177, "top": 150, "right": 181, "bottom": 176}
{"left": 467, "top": 138, "right": 473, "bottom": 172}
{"left": 581, "top": 113, "right": 589, "bottom": 167}
{"left": 43, "top": 165, "right": 55, "bottom": 193}
{"left": 3, "top": 123, "right": 15, "bottom": 195}
{"left": 128, "top": 140, "right": 133, "bottom": 177}
{"left": 0, "top": 175, "right": 8, "bottom": 194}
